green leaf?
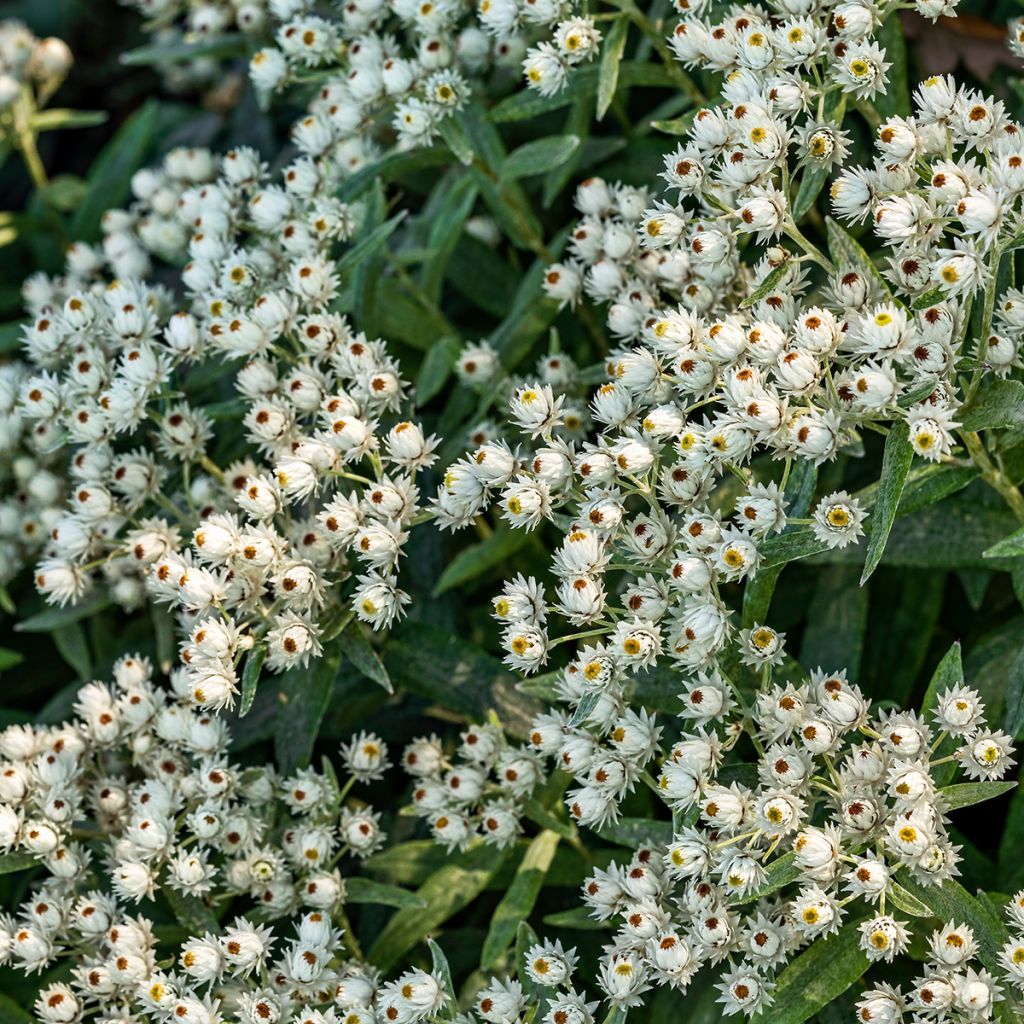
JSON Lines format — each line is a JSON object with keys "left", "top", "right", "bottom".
{"left": 367, "top": 842, "right": 512, "bottom": 971}
{"left": 0, "top": 647, "right": 24, "bottom": 671}
{"left": 861, "top": 421, "right": 913, "bottom": 584}
{"left": 489, "top": 247, "right": 561, "bottom": 369}
{"left": 30, "top": 109, "right": 107, "bottom": 132}
{"left": 0, "top": 851, "right": 38, "bottom": 875}
{"left": 825, "top": 216, "right": 892, "bottom": 298}
{"left": 70, "top": 99, "right": 160, "bottom": 242}
{"left": 792, "top": 163, "right": 830, "bottom": 222}
{"left": 873, "top": 14, "right": 910, "bottom": 119}
{"left": 438, "top": 115, "right": 475, "bottom": 166}
{"left": 337, "top": 147, "right": 452, "bottom": 201}
{"left": 421, "top": 176, "right": 478, "bottom": 302}
{"left": 940, "top": 780, "right": 1016, "bottom": 811}
{"left": 239, "top": 644, "right": 265, "bottom": 718}
{"left": 383, "top": 622, "right": 541, "bottom": 738}
{"left": 1003, "top": 644, "right": 1024, "bottom": 739}
{"left": 729, "top": 851, "right": 800, "bottom": 906}
{"left": 600, "top": 1008, "right": 628, "bottom": 1024}
{"left": 912, "top": 286, "right": 946, "bottom": 311}
{"left": 567, "top": 691, "right": 600, "bottom": 728}
{"left": 341, "top": 620, "right": 393, "bottom": 694}
{"left": 416, "top": 336, "right": 461, "bottom": 407}
{"left": 428, "top": 938, "right": 459, "bottom": 1021}
{"left": 921, "top": 641, "right": 964, "bottom": 718}
{"left": 335, "top": 213, "right": 406, "bottom": 278}
{"left": 596, "top": 817, "right": 673, "bottom": 849}
{"left": 163, "top": 887, "right": 219, "bottom": 935}
{"left": 960, "top": 379, "right": 1024, "bottom": 432}
{"left": 274, "top": 648, "right": 343, "bottom": 774}
{"left": 542, "top": 905, "right": 610, "bottom": 930}
{"left": 120, "top": 33, "right": 247, "bottom": 66}
{"left": 596, "top": 16, "right": 630, "bottom": 120}
{"left": 502, "top": 135, "right": 581, "bottom": 181}
{"left": 921, "top": 642, "right": 964, "bottom": 786}
{"left": 650, "top": 112, "right": 697, "bottom": 135}
{"left": 482, "top": 829, "right": 560, "bottom": 968}
{"left": 516, "top": 920, "right": 544, "bottom": 1003}
{"left": 0, "top": 992, "right": 34, "bottom": 1024}
{"left": 741, "top": 262, "right": 791, "bottom": 310}
{"left": 53, "top": 620, "right": 91, "bottom": 681}
{"left": 344, "top": 877, "right": 427, "bottom": 910}
{"left": 433, "top": 526, "right": 532, "bottom": 596}
{"left": 152, "top": 602, "right": 175, "bottom": 675}
{"left": 800, "top": 564, "right": 868, "bottom": 679}
{"left": 768, "top": 919, "right": 870, "bottom": 1024}
{"left": 984, "top": 525, "right": 1024, "bottom": 559}
{"left": 887, "top": 880, "right": 933, "bottom": 917}
{"left": 15, "top": 591, "right": 110, "bottom": 632}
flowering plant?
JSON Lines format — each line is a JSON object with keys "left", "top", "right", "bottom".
{"left": 3, "top": 0, "right": 1024, "bottom": 1022}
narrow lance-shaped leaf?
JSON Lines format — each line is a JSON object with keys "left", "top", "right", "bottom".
{"left": 368, "top": 843, "right": 512, "bottom": 971}
{"left": 939, "top": 780, "right": 1016, "bottom": 812}
{"left": 767, "top": 919, "right": 870, "bottom": 1024}
{"left": 826, "top": 216, "right": 892, "bottom": 297}
{"left": 501, "top": 135, "right": 581, "bottom": 180}
{"left": 432, "top": 525, "right": 532, "bottom": 596}
{"left": 741, "top": 261, "right": 791, "bottom": 310}
{"left": 342, "top": 619, "right": 393, "bottom": 694}
{"left": 921, "top": 641, "right": 963, "bottom": 786}
{"left": 239, "top": 643, "right": 265, "bottom": 718}
{"left": 428, "top": 938, "right": 459, "bottom": 1021}
{"left": 344, "top": 877, "right": 427, "bottom": 910}
{"left": 481, "top": 829, "right": 561, "bottom": 968}
{"left": 596, "top": 16, "right": 630, "bottom": 120}
{"left": 860, "top": 420, "right": 913, "bottom": 584}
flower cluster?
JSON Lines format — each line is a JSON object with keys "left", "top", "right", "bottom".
{"left": 0, "top": 654, "right": 427, "bottom": 1023}
{"left": 246, "top": 1, "right": 491, "bottom": 154}
{"left": 0, "top": 19, "right": 72, "bottom": 112}
{"left": 401, "top": 722, "right": 545, "bottom": 851}
{"left": 469, "top": 940, "right": 601, "bottom": 1024}
{"left": 568, "top": 676, "right": 1013, "bottom": 1015}
{"left": 860, "top": 921, "right": 1005, "bottom": 1023}
{"left": 0, "top": 360, "right": 66, "bottom": 586}
{"left": 117, "top": 0, "right": 265, "bottom": 92}
{"left": 16, "top": 132, "right": 438, "bottom": 708}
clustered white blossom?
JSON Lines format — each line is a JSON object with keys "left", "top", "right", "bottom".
{"left": 0, "top": 654, "right": 455, "bottom": 1024}
{"left": 464, "top": 940, "right": 600, "bottom": 1024}
{"left": 15, "top": 132, "right": 440, "bottom": 710}
{"left": 401, "top": 722, "right": 545, "bottom": 851}
{"left": 564, "top": 674, "right": 1014, "bottom": 1015}
{"left": 0, "top": 19, "right": 72, "bottom": 111}
{"left": 0, "top": 360, "right": 66, "bottom": 585}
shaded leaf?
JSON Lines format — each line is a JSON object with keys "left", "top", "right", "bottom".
{"left": 861, "top": 421, "right": 913, "bottom": 584}
{"left": 502, "top": 135, "right": 581, "bottom": 180}
{"left": 367, "top": 842, "right": 512, "bottom": 971}
{"left": 239, "top": 644, "right": 265, "bottom": 718}
{"left": 71, "top": 100, "right": 160, "bottom": 242}
{"left": 433, "top": 526, "right": 532, "bottom": 596}
{"left": 345, "top": 877, "right": 427, "bottom": 910}
{"left": 342, "top": 620, "right": 393, "bottom": 694}
{"left": 596, "top": 16, "right": 630, "bottom": 120}
{"left": 960, "top": 379, "right": 1024, "bottom": 432}
{"left": 482, "top": 829, "right": 560, "bottom": 968}
{"left": 768, "top": 920, "right": 869, "bottom": 1024}
{"left": 52, "top": 621, "right": 91, "bottom": 680}
{"left": 15, "top": 591, "right": 110, "bottom": 632}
